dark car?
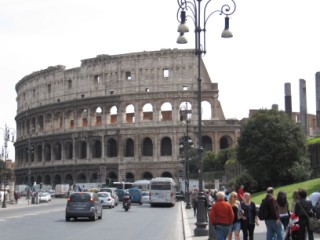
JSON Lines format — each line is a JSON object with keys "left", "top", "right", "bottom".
{"left": 115, "top": 189, "right": 126, "bottom": 201}
{"left": 65, "top": 192, "right": 102, "bottom": 222}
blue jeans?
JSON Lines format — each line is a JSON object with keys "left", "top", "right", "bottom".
{"left": 265, "top": 219, "right": 283, "bottom": 240}
{"left": 214, "top": 225, "right": 231, "bottom": 240}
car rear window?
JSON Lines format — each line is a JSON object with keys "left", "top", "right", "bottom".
{"left": 70, "top": 193, "right": 91, "bottom": 202}
{"left": 98, "top": 193, "right": 109, "bottom": 197}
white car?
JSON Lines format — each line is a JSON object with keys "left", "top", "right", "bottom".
{"left": 97, "top": 192, "right": 115, "bottom": 208}
{"left": 39, "top": 192, "right": 51, "bottom": 203}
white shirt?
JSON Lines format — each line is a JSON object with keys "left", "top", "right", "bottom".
{"left": 309, "top": 192, "right": 320, "bottom": 207}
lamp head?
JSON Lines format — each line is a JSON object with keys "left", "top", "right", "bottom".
{"left": 177, "top": 33, "right": 188, "bottom": 44}
{"left": 221, "top": 16, "right": 233, "bottom": 38}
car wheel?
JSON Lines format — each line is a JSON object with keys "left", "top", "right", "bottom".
{"left": 65, "top": 216, "right": 70, "bottom": 222}
{"left": 91, "top": 212, "right": 97, "bottom": 221}
{"left": 98, "top": 211, "right": 102, "bottom": 220}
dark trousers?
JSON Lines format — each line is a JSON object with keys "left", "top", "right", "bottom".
{"left": 299, "top": 220, "right": 314, "bottom": 240}
{"left": 241, "top": 220, "right": 255, "bottom": 240}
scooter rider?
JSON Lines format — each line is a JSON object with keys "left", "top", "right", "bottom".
{"left": 123, "top": 192, "right": 132, "bottom": 208}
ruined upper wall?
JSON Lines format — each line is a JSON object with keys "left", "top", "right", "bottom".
{"left": 15, "top": 49, "right": 217, "bottom": 114}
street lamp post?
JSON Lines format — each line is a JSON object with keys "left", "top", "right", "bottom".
{"left": 1, "top": 124, "right": 16, "bottom": 208}
{"left": 176, "top": 0, "right": 236, "bottom": 236}
{"left": 179, "top": 102, "right": 192, "bottom": 209}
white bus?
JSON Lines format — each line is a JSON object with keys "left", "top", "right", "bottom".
{"left": 133, "top": 179, "right": 150, "bottom": 191}
{"left": 149, "top": 177, "right": 177, "bottom": 207}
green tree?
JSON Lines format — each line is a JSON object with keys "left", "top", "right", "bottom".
{"left": 237, "top": 109, "right": 309, "bottom": 190}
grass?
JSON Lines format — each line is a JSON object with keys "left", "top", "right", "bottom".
{"left": 250, "top": 178, "right": 320, "bottom": 211}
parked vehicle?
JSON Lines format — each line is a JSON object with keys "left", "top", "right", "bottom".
{"left": 141, "top": 191, "right": 150, "bottom": 204}
{"left": 39, "top": 192, "right": 51, "bottom": 203}
{"left": 128, "top": 188, "right": 142, "bottom": 205}
{"left": 65, "top": 192, "right": 102, "bottom": 221}
{"left": 176, "top": 192, "right": 185, "bottom": 202}
{"left": 97, "top": 192, "right": 115, "bottom": 208}
{"left": 55, "top": 184, "right": 70, "bottom": 198}
{"left": 99, "top": 187, "right": 119, "bottom": 206}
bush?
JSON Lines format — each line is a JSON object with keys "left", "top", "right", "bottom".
{"left": 234, "top": 172, "right": 258, "bottom": 193}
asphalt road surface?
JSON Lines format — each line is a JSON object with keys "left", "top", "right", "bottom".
{"left": 0, "top": 199, "right": 184, "bottom": 240}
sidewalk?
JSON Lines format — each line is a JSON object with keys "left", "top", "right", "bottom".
{"left": 0, "top": 197, "right": 41, "bottom": 210}
{"left": 181, "top": 201, "right": 320, "bottom": 240}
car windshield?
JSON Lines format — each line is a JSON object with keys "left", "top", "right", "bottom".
{"left": 69, "top": 193, "right": 91, "bottom": 202}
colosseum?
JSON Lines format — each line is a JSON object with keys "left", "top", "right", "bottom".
{"left": 14, "top": 48, "right": 240, "bottom": 187}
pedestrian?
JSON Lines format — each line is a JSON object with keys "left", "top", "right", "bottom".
{"left": 227, "top": 191, "right": 242, "bottom": 240}
{"left": 191, "top": 191, "right": 197, "bottom": 217}
{"left": 14, "top": 191, "right": 19, "bottom": 204}
{"left": 291, "top": 190, "right": 299, "bottom": 212}
{"left": 276, "top": 191, "right": 290, "bottom": 231}
{"left": 263, "top": 187, "right": 283, "bottom": 240}
{"left": 240, "top": 192, "right": 258, "bottom": 240}
{"left": 209, "top": 191, "right": 234, "bottom": 240}
{"left": 237, "top": 185, "right": 244, "bottom": 202}
{"left": 309, "top": 191, "right": 320, "bottom": 210}
{"left": 294, "top": 188, "right": 314, "bottom": 240}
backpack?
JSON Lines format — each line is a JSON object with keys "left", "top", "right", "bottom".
{"left": 258, "top": 198, "right": 268, "bottom": 220}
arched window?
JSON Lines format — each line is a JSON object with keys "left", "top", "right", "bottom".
{"left": 92, "top": 140, "right": 102, "bottom": 158}
{"left": 202, "top": 136, "right": 213, "bottom": 152}
{"left": 125, "top": 138, "right": 134, "bottom": 157}
{"left": 54, "top": 143, "right": 62, "bottom": 160}
{"left": 107, "top": 138, "right": 118, "bottom": 157}
{"left": 160, "top": 137, "right": 172, "bottom": 156}
{"left": 142, "top": 138, "right": 153, "bottom": 156}
{"left": 160, "top": 102, "right": 172, "bottom": 121}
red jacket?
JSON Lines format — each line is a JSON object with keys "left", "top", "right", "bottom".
{"left": 210, "top": 199, "right": 234, "bottom": 225}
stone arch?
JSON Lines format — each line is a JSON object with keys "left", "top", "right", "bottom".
{"left": 78, "top": 108, "right": 88, "bottom": 128}
{"left": 44, "top": 175, "right": 51, "bottom": 185}
{"left": 142, "top": 137, "right": 153, "bottom": 156}
{"left": 54, "top": 111, "right": 63, "bottom": 130}
{"left": 45, "top": 113, "right": 52, "bottom": 131}
{"left": 202, "top": 101, "right": 212, "bottom": 120}
{"left": 126, "top": 172, "right": 134, "bottom": 182}
{"left": 65, "top": 174, "right": 73, "bottom": 185}
{"left": 107, "top": 138, "right": 118, "bottom": 157}
{"left": 65, "top": 109, "right": 75, "bottom": 129}
{"left": 179, "top": 102, "right": 192, "bottom": 121}
{"left": 109, "top": 105, "right": 118, "bottom": 124}
{"left": 142, "top": 103, "right": 153, "bottom": 121}
{"left": 142, "top": 172, "right": 153, "bottom": 180}
{"left": 37, "top": 115, "right": 44, "bottom": 131}
{"left": 202, "top": 135, "right": 213, "bottom": 152}
{"left": 107, "top": 171, "right": 117, "bottom": 182}
{"left": 94, "top": 106, "right": 102, "bottom": 126}
{"left": 36, "top": 145, "right": 42, "bottom": 162}
{"left": 161, "top": 172, "right": 172, "bottom": 178}
{"left": 36, "top": 175, "right": 42, "bottom": 184}
{"left": 125, "top": 104, "right": 135, "bottom": 123}
{"left": 160, "top": 137, "right": 172, "bottom": 156}
{"left": 125, "top": 138, "right": 134, "bottom": 157}
{"left": 76, "top": 173, "right": 87, "bottom": 183}
{"left": 65, "top": 142, "right": 73, "bottom": 160}
{"left": 54, "top": 142, "right": 62, "bottom": 160}
{"left": 44, "top": 143, "right": 51, "bottom": 161}
{"left": 78, "top": 141, "right": 87, "bottom": 159}
{"left": 160, "top": 102, "right": 172, "bottom": 121}
{"left": 220, "top": 136, "right": 231, "bottom": 149}
{"left": 53, "top": 174, "right": 62, "bottom": 185}
{"left": 92, "top": 139, "right": 102, "bottom": 158}
{"left": 91, "top": 172, "right": 99, "bottom": 183}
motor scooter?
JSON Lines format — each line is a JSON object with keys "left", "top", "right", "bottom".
{"left": 123, "top": 195, "right": 131, "bottom": 212}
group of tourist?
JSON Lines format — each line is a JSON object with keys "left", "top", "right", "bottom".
{"left": 208, "top": 185, "right": 320, "bottom": 240}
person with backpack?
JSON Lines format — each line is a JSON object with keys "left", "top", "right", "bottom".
{"left": 240, "top": 192, "right": 258, "bottom": 240}
{"left": 259, "top": 187, "right": 283, "bottom": 240}
{"left": 294, "top": 188, "right": 314, "bottom": 240}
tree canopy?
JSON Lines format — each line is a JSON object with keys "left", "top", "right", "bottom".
{"left": 237, "top": 109, "right": 310, "bottom": 189}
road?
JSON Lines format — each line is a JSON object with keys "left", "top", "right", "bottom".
{"left": 1, "top": 199, "right": 184, "bottom": 240}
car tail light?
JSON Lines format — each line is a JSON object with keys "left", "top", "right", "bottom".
{"left": 67, "top": 197, "right": 71, "bottom": 201}
{"left": 90, "top": 197, "right": 94, "bottom": 202}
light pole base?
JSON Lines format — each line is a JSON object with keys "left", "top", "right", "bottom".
{"left": 2, "top": 194, "right": 7, "bottom": 208}
{"left": 194, "top": 192, "right": 208, "bottom": 236}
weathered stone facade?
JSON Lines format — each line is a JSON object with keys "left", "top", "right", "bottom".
{"left": 14, "top": 49, "right": 240, "bottom": 187}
